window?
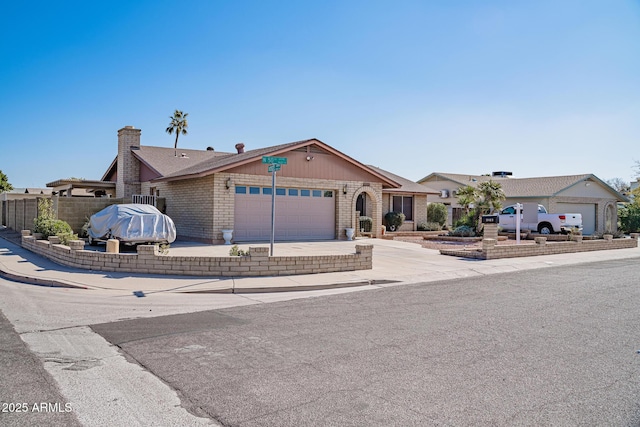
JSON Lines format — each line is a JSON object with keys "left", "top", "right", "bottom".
{"left": 324, "top": 190, "right": 333, "bottom": 198}
{"left": 262, "top": 187, "right": 272, "bottom": 195}
{"left": 312, "top": 190, "right": 322, "bottom": 197}
{"left": 288, "top": 189, "right": 298, "bottom": 196}
{"left": 501, "top": 206, "right": 515, "bottom": 215}
{"left": 392, "top": 195, "right": 413, "bottom": 221}
{"left": 249, "top": 187, "right": 260, "bottom": 195}
{"left": 235, "top": 186, "right": 247, "bottom": 194}
{"left": 301, "top": 189, "right": 310, "bottom": 197}
{"left": 276, "top": 188, "right": 286, "bottom": 196}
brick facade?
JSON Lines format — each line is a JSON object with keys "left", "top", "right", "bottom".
{"left": 143, "top": 173, "right": 385, "bottom": 243}
{"left": 381, "top": 193, "right": 428, "bottom": 232}
{"left": 116, "top": 126, "right": 142, "bottom": 200}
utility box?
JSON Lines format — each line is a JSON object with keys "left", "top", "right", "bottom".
{"left": 481, "top": 215, "right": 499, "bottom": 224}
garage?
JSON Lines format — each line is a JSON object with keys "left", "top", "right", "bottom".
{"left": 556, "top": 203, "right": 597, "bottom": 235}
{"left": 233, "top": 186, "right": 336, "bottom": 241}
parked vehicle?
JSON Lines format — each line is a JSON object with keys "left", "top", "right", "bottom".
{"left": 498, "top": 204, "right": 582, "bottom": 234}
{"left": 87, "top": 204, "right": 176, "bottom": 245}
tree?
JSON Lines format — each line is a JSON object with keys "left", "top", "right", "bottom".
{"left": 166, "top": 110, "right": 189, "bottom": 157}
{"left": 0, "top": 169, "right": 13, "bottom": 192}
{"left": 427, "top": 203, "right": 447, "bottom": 226}
{"left": 476, "top": 180, "right": 505, "bottom": 214}
{"left": 455, "top": 185, "right": 477, "bottom": 214}
{"left": 606, "top": 178, "right": 630, "bottom": 195}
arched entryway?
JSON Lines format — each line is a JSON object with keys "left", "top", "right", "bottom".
{"left": 604, "top": 202, "right": 616, "bottom": 233}
{"left": 351, "top": 187, "right": 381, "bottom": 238}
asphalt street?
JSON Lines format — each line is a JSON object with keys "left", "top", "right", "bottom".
{"left": 0, "top": 311, "right": 81, "bottom": 427}
{"left": 89, "top": 257, "right": 640, "bottom": 426}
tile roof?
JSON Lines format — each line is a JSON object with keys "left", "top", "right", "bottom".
{"left": 367, "top": 166, "right": 440, "bottom": 194}
{"left": 420, "top": 172, "right": 627, "bottom": 200}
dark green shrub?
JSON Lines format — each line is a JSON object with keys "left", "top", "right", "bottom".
{"left": 454, "top": 208, "right": 480, "bottom": 229}
{"left": 427, "top": 203, "right": 447, "bottom": 226}
{"left": 619, "top": 204, "right": 640, "bottom": 233}
{"left": 417, "top": 222, "right": 442, "bottom": 231}
{"left": 359, "top": 216, "right": 373, "bottom": 232}
{"left": 449, "top": 225, "right": 476, "bottom": 237}
{"left": 384, "top": 211, "right": 405, "bottom": 232}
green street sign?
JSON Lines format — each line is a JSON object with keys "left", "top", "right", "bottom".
{"left": 268, "top": 164, "right": 281, "bottom": 172}
{"left": 262, "top": 156, "right": 288, "bottom": 165}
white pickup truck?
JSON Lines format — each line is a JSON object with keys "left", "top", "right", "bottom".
{"left": 498, "top": 204, "right": 583, "bottom": 234}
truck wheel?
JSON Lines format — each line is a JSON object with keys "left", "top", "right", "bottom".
{"left": 538, "top": 223, "right": 554, "bottom": 234}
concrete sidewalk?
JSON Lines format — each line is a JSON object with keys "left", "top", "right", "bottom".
{"left": 1, "top": 229, "right": 639, "bottom": 294}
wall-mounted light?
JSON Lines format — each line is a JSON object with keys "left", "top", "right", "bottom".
{"left": 226, "top": 178, "right": 232, "bottom": 189}
{"left": 343, "top": 184, "right": 348, "bottom": 194}
{"left": 585, "top": 182, "right": 591, "bottom": 187}
{"left": 306, "top": 155, "right": 314, "bottom": 161}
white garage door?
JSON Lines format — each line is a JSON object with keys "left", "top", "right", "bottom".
{"left": 234, "top": 186, "right": 336, "bottom": 242}
{"left": 556, "top": 203, "right": 597, "bottom": 235}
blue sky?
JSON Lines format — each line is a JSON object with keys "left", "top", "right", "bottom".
{"left": 1, "top": 0, "right": 639, "bottom": 188}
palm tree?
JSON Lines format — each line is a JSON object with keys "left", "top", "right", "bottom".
{"left": 476, "top": 180, "right": 505, "bottom": 214}
{"left": 455, "top": 185, "right": 477, "bottom": 214}
{"left": 166, "top": 110, "right": 189, "bottom": 156}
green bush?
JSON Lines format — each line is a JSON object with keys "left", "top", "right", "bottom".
{"left": 619, "top": 204, "right": 640, "bottom": 233}
{"left": 229, "top": 245, "right": 248, "bottom": 256}
{"left": 427, "top": 203, "right": 447, "bottom": 226}
{"left": 33, "top": 198, "right": 77, "bottom": 245}
{"left": 359, "top": 216, "right": 373, "bottom": 232}
{"left": 449, "top": 225, "right": 476, "bottom": 237}
{"left": 384, "top": 211, "right": 405, "bottom": 232}
{"left": 454, "top": 208, "right": 480, "bottom": 229}
{"left": 417, "top": 222, "right": 442, "bottom": 231}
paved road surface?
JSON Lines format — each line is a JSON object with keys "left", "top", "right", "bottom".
{"left": 90, "top": 257, "right": 640, "bottom": 426}
{"left": 0, "top": 311, "right": 81, "bottom": 427}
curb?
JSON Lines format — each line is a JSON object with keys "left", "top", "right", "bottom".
{"left": 0, "top": 268, "right": 89, "bottom": 289}
{"left": 0, "top": 232, "right": 88, "bottom": 289}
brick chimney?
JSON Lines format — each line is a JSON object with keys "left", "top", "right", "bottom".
{"left": 116, "top": 126, "right": 142, "bottom": 199}
{"left": 235, "top": 143, "right": 245, "bottom": 154}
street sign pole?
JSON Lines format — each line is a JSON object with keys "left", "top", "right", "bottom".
{"left": 270, "top": 168, "right": 276, "bottom": 256}
{"left": 262, "top": 156, "right": 287, "bottom": 256}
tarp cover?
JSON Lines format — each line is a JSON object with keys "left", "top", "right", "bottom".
{"left": 88, "top": 204, "right": 176, "bottom": 243}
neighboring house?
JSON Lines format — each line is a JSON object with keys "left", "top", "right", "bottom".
{"left": 417, "top": 172, "right": 629, "bottom": 235}
{"left": 99, "top": 126, "right": 436, "bottom": 243}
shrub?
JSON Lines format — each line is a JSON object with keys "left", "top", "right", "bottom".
{"left": 384, "top": 211, "right": 405, "bottom": 232}
{"left": 427, "top": 203, "right": 447, "bottom": 226}
{"left": 33, "top": 198, "right": 77, "bottom": 245}
{"left": 229, "top": 245, "right": 248, "bottom": 256}
{"left": 449, "top": 225, "right": 476, "bottom": 237}
{"left": 454, "top": 208, "right": 480, "bottom": 229}
{"left": 417, "top": 222, "right": 442, "bottom": 231}
{"left": 619, "top": 204, "right": 640, "bottom": 233}
{"left": 359, "top": 216, "right": 373, "bottom": 233}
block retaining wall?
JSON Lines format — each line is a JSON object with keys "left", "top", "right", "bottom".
{"left": 20, "top": 232, "right": 373, "bottom": 277}
{"left": 440, "top": 234, "right": 639, "bottom": 260}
